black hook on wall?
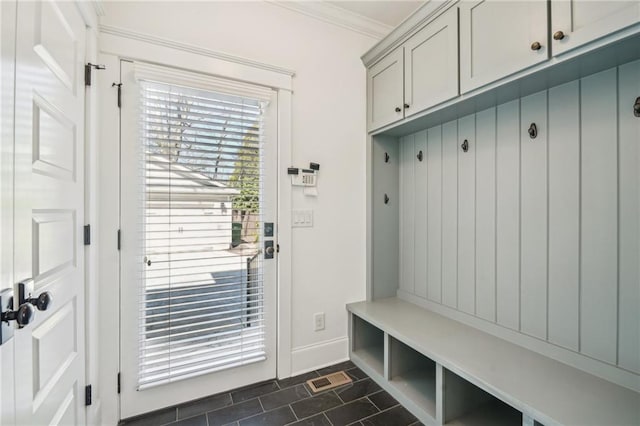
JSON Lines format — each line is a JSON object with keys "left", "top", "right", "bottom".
{"left": 384, "top": 152, "right": 390, "bottom": 163}
{"left": 417, "top": 150, "right": 423, "bottom": 162}
{"left": 384, "top": 194, "right": 390, "bottom": 204}
{"left": 461, "top": 139, "right": 469, "bottom": 153}
{"left": 528, "top": 123, "right": 538, "bottom": 139}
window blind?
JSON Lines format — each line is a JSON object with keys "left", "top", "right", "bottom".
{"left": 137, "top": 79, "right": 268, "bottom": 389}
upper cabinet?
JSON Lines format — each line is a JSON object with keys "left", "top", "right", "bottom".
{"left": 363, "top": 0, "right": 640, "bottom": 133}
{"left": 459, "top": 0, "right": 548, "bottom": 93}
{"left": 551, "top": 0, "right": 640, "bottom": 55}
{"left": 404, "top": 7, "right": 459, "bottom": 117}
{"left": 367, "top": 48, "right": 404, "bottom": 131}
{"left": 367, "top": 6, "right": 459, "bottom": 132}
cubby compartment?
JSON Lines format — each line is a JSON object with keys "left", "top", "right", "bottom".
{"left": 443, "top": 368, "right": 521, "bottom": 425}
{"left": 351, "top": 314, "right": 385, "bottom": 376}
{"left": 388, "top": 337, "right": 437, "bottom": 419}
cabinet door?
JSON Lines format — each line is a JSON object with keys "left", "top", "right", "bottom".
{"left": 404, "top": 7, "right": 459, "bottom": 116}
{"left": 367, "top": 48, "right": 404, "bottom": 131}
{"left": 460, "top": 0, "right": 548, "bottom": 93}
{"left": 551, "top": 1, "right": 640, "bottom": 55}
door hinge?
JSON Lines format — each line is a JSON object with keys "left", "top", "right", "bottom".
{"left": 84, "top": 224, "right": 91, "bottom": 246}
{"left": 84, "top": 63, "right": 105, "bottom": 86}
{"left": 117, "top": 229, "right": 121, "bottom": 251}
{"left": 85, "top": 384, "right": 92, "bottom": 406}
{"left": 112, "top": 82, "right": 123, "bottom": 108}
{"left": 117, "top": 372, "right": 121, "bottom": 394}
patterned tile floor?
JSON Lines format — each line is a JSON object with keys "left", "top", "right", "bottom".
{"left": 121, "top": 360, "right": 424, "bottom": 426}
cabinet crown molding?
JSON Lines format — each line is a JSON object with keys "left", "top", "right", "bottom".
{"left": 361, "top": 0, "right": 457, "bottom": 67}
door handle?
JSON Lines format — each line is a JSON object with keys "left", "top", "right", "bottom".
{"left": 18, "top": 279, "right": 53, "bottom": 312}
{"left": 1, "top": 301, "right": 35, "bottom": 328}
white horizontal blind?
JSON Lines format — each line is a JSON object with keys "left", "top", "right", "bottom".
{"left": 137, "top": 79, "right": 268, "bottom": 389}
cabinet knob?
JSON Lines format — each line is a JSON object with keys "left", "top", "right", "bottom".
{"left": 553, "top": 30, "right": 565, "bottom": 40}
{"left": 395, "top": 107, "right": 401, "bottom": 113}
{"left": 404, "top": 103, "right": 410, "bottom": 109}
{"left": 530, "top": 41, "right": 542, "bottom": 51}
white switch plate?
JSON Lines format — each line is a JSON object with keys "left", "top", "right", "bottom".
{"left": 292, "top": 209, "right": 313, "bottom": 227}
{"left": 314, "top": 312, "right": 325, "bottom": 331}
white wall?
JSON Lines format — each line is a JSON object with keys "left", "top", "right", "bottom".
{"left": 99, "top": 1, "right": 377, "bottom": 375}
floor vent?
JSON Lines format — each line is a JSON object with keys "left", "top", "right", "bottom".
{"left": 307, "top": 371, "right": 352, "bottom": 393}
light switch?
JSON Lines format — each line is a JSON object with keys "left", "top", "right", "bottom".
{"left": 292, "top": 209, "right": 313, "bottom": 227}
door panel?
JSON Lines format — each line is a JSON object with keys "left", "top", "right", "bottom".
{"left": 367, "top": 48, "right": 404, "bottom": 131}
{"left": 404, "top": 7, "right": 458, "bottom": 115}
{"left": 13, "top": 1, "right": 86, "bottom": 425}
{"left": 552, "top": 1, "right": 640, "bottom": 55}
{"left": 460, "top": 0, "right": 548, "bottom": 93}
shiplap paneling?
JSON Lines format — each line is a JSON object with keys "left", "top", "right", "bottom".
{"left": 427, "top": 126, "right": 442, "bottom": 303}
{"left": 457, "top": 114, "right": 476, "bottom": 314}
{"left": 396, "top": 60, "right": 639, "bottom": 373}
{"left": 414, "top": 131, "right": 428, "bottom": 299}
{"left": 617, "top": 60, "right": 640, "bottom": 374}
{"left": 580, "top": 68, "right": 618, "bottom": 365}
{"left": 495, "top": 100, "right": 520, "bottom": 331}
{"left": 400, "top": 134, "right": 416, "bottom": 295}
{"left": 519, "top": 91, "right": 548, "bottom": 340}
{"left": 441, "top": 120, "right": 458, "bottom": 308}
{"left": 475, "top": 107, "right": 497, "bottom": 322}
{"left": 547, "top": 80, "right": 580, "bottom": 352}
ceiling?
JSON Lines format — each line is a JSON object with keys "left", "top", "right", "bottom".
{"left": 326, "top": 1, "right": 424, "bottom": 27}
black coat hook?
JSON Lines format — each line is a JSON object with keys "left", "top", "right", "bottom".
{"left": 461, "top": 139, "right": 469, "bottom": 152}
{"left": 384, "top": 194, "right": 389, "bottom": 204}
{"left": 384, "top": 152, "right": 390, "bottom": 163}
{"left": 528, "top": 123, "right": 538, "bottom": 139}
{"left": 417, "top": 150, "right": 423, "bottom": 161}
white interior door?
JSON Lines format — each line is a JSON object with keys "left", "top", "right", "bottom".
{"left": 12, "top": 1, "right": 87, "bottom": 425}
{"left": 119, "top": 60, "right": 278, "bottom": 419}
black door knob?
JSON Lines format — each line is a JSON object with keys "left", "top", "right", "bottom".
{"left": 1, "top": 302, "right": 35, "bottom": 327}
{"left": 26, "top": 292, "right": 52, "bottom": 311}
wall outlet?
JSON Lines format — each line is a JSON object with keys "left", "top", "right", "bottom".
{"left": 314, "top": 312, "right": 325, "bottom": 331}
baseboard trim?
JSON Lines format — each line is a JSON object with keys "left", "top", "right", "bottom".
{"left": 290, "top": 337, "right": 350, "bottom": 377}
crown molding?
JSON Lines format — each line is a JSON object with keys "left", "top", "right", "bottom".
{"left": 361, "top": 0, "right": 457, "bottom": 67}
{"left": 99, "top": 24, "right": 296, "bottom": 77}
{"left": 266, "top": 1, "right": 392, "bottom": 39}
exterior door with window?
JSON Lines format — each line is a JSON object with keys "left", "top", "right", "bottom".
{"left": 119, "top": 61, "right": 278, "bottom": 418}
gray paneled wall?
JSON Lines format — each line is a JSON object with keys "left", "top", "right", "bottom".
{"left": 397, "top": 60, "right": 639, "bottom": 374}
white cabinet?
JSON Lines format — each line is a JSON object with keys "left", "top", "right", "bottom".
{"left": 551, "top": 0, "right": 640, "bottom": 55}
{"left": 460, "top": 0, "right": 548, "bottom": 93}
{"left": 404, "top": 7, "right": 459, "bottom": 117}
{"left": 367, "top": 6, "right": 459, "bottom": 131}
{"left": 367, "top": 48, "right": 404, "bottom": 131}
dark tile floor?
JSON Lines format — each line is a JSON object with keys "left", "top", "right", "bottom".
{"left": 121, "top": 360, "right": 423, "bottom": 426}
